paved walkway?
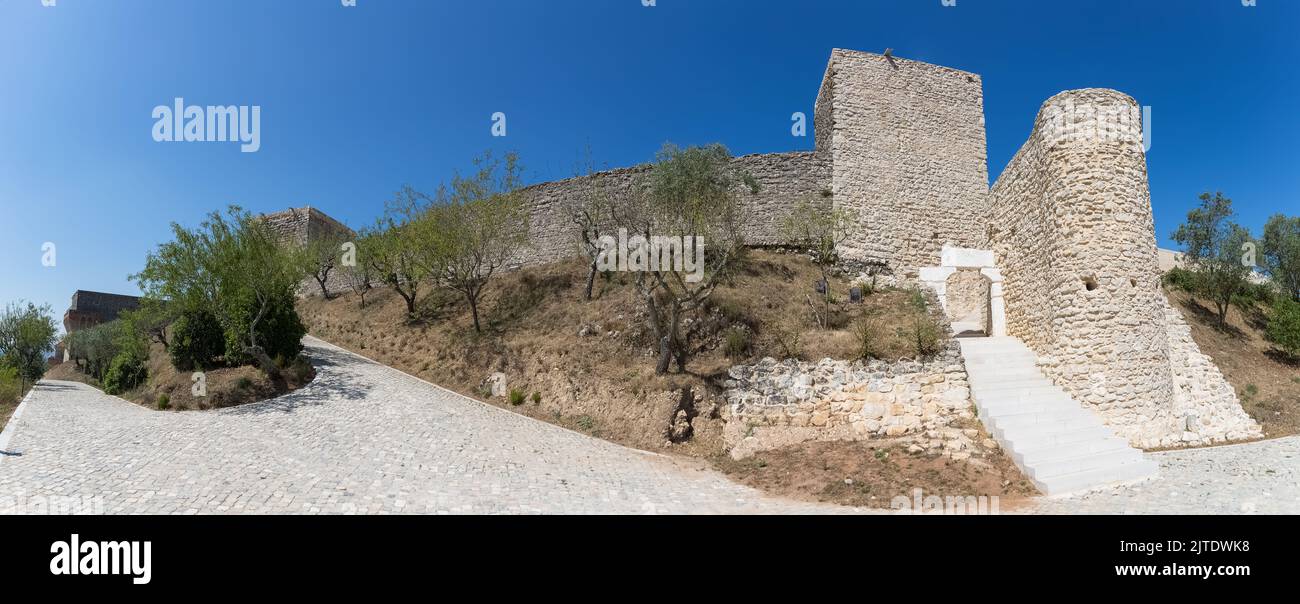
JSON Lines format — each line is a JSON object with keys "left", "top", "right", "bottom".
{"left": 1020, "top": 435, "right": 1300, "bottom": 514}
{"left": 2, "top": 336, "right": 1295, "bottom": 514}
{"left": 0, "top": 337, "right": 841, "bottom": 514}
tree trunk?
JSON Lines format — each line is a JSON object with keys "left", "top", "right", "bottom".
{"left": 468, "top": 293, "right": 482, "bottom": 333}
{"left": 243, "top": 345, "right": 282, "bottom": 379}
{"left": 584, "top": 261, "right": 598, "bottom": 301}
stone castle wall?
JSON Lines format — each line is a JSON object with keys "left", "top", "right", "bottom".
{"left": 987, "top": 89, "right": 1259, "bottom": 447}
{"left": 817, "top": 49, "right": 989, "bottom": 283}
{"left": 514, "top": 151, "right": 829, "bottom": 268}
{"left": 262, "top": 206, "right": 357, "bottom": 296}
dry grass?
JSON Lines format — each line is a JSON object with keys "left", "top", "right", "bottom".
{"left": 298, "top": 250, "right": 1024, "bottom": 506}
{"left": 1166, "top": 288, "right": 1300, "bottom": 439}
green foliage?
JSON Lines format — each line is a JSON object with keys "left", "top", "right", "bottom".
{"left": 169, "top": 309, "right": 225, "bottom": 371}
{"left": 853, "top": 315, "right": 882, "bottom": 361}
{"left": 1260, "top": 213, "right": 1300, "bottom": 302}
{"left": 416, "top": 151, "right": 529, "bottom": 332}
{"left": 103, "top": 351, "right": 147, "bottom": 395}
{"left": 531, "top": 391, "right": 541, "bottom": 405}
{"left": 134, "top": 206, "right": 310, "bottom": 376}
{"left": 157, "top": 393, "right": 170, "bottom": 410}
{"left": 723, "top": 326, "right": 751, "bottom": 358}
{"left": 0, "top": 366, "right": 22, "bottom": 405}
{"left": 222, "top": 291, "right": 305, "bottom": 367}
{"left": 576, "top": 415, "right": 595, "bottom": 431}
{"left": 628, "top": 143, "right": 760, "bottom": 374}
{"left": 898, "top": 312, "right": 942, "bottom": 358}
{"left": 235, "top": 376, "right": 253, "bottom": 390}
{"left": 1171, "top": 192, "right": 1256, "bottom": 324}
{"left": 1266, "top": 297, "right": 1300, "bottom": 360}
{"left": 0, "top": 301, "right": 59, "bottom": 387}
{"left": 508, "top": 388, "right": 526, "bottom": 406}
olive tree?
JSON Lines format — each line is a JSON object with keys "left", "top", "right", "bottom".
{"left": 0, "top": 301, "right": 59, "bottom": 391}
{"left": 418, "top": 151, "right": 529, "bottom": 333}
{"left": 367, "top": 188, "right": 433, "bottom": 318}
{"left": 563, "top": 154, "right": 619, "bottom": 301}
{"left": 1261, "top": 213, "right": 1300, "bottom": 302}
{"left": 303, "top": 233, "right": 350, "bottom": 299}
{"left": 1171, "top": 192, "right": 1255, "bottom": 325}
{"left": 134, "top": 206, "right": 308, "bottom": 377}
{"left": 780, "top": 195, "right": 852, "bottom": 328}
{"left": 619, "top": 144, "right": 759, "bottom": 374}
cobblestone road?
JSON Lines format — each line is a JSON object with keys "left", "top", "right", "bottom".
{"left": 0, "top": 337, "right": 843, "bottom": 514}
{"left": 2, "top": 337, "right": 1295, "bottom": 514}
{"left": 1020, "top": 435, "right": 1300, "bottom": 514}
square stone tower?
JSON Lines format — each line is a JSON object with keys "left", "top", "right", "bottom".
{"left": 814, "top": 49, "right": 989, "bottom": 282}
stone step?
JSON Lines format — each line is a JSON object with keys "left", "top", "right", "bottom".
{"left": 1027, "top": 448, "right": 1146, "bottom": 482}
{"left": 1014, "top": 436, "right": 1132, "bottom": 466}
{"left": 958, "top": 335, "right": 1157, "bottom": 495}
{"left": 1033, "top": 458, "right": 1160, "bottom": 496}
{"left": 1000, "top": 425, "right": 1116, "bottom": 452}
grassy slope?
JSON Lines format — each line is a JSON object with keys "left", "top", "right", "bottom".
{"left": 1166, "top": 288, "right": 1300, "bottom": 439}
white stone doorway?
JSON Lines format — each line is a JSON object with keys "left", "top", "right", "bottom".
{"left": 919, "top": 246, "right": 1006, "bottom": 338}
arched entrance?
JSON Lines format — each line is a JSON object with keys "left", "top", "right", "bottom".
{"left": 918, "top": 245, "right": 1006, "bottom": 337}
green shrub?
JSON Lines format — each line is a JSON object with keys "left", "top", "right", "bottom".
{"left": 723, "top": 326, "right": 751, "bottom": 358}
{"left": 1162, "top": 267, "right": 1197, "bottom": 292}
{"left": 898, "top": 312, "right": 942, "bottom": 358}
{"left": 576, "top": 415, "right": 595, "bottom": 431}
{"left": 169, "top": 309, "right": 225, "bottom": 371}
{"left": 531, "top": 391, "right": 541, "bottom": 405}
{"left": 235, "top": 376, "right": 254, "bottom": 390}
{"left": 0, "top": 366, "right": 22, "bottom": 405}
{"left": 222, "top": 292, "right": 306, "bottom": 367}
{"left": 157, "top": 393, "right": 170, "bottom": 410}
{"left": 508, "top": 388, "right": 526, "bottom": 406}
{"left": 103, "top": 352, "right": 147, "bottom": 395}
{"left": 853, "top": 316, "right": 881, "bottom": 360}
{"left": 1266, "top": 297, "right": 1300, "bottom": 360}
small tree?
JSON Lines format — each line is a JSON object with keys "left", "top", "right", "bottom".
{"left": 341, "top": 231, "right": 376, "bottom": 308}
{"left": 564, "top": 152, "right": 618, "bottom": 301}
{"left": 303, "top": 234, "right": 349, "bottom": 299}
{"left": 1261, "top": 213, "right": 1300, "bottom": 302}
{"left": 1267, "top": 297, "right": 1300, "bottom": 360}
{"left": 134, "top": 206, "right": 309, "bottom": 378}
{"left": 0, "top": 301, "right": 59, "bottom": 391}
{"left": 1171, "top": 192, "right": 1255, "bottom": 325}
{"left": 621, "top": 143, "right": 759, "bottom": 374}
{"left": 419, "top": 151, "right": 529, "bottom": 333}
{"left": 367, "top": 189, "right": 432, "bottom": 318}
{"left": 781, "top": 195, "right": 852, "bottom": 328}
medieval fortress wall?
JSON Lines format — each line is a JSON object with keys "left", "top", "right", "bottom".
{"left": 817, "top": 50, "right": 990, "bottom": 281}
{"left": 514, "top": 151, "right": 830, "bottom": 267}
{"left": 987, "top": 89, "right": 1260, "bottom": 447}
{"left": 292, "top": 48, "right": 1257, "bottom": 449}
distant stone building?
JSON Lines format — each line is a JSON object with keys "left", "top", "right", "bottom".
{"left": 259, "top": 206, "right": 356, "bottom": 296}
{"left": 55, "top": 290, "right": 143, "bottom": 363}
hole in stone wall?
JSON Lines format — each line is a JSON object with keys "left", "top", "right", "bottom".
{"left": 1083, "top": 275, "right": 1099, "bottom": 291}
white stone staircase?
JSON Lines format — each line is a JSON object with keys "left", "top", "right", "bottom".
{"left": 958, "top": 337, "right": 1158, "bottom": 496}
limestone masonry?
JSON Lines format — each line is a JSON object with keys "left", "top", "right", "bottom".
{"left": 288, "top": 49, "right": 1256, "bottom": 451}
{"left": 505, "top": 48, "right": 1259, "bottom": 450}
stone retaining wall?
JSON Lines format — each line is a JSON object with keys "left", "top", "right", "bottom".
{"left": 721, "top": 343, "right": 985, "bottom": 460}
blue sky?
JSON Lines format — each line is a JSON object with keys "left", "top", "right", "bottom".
{"left": 1, "top": 0, "right": 1296, "bottom": 321}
